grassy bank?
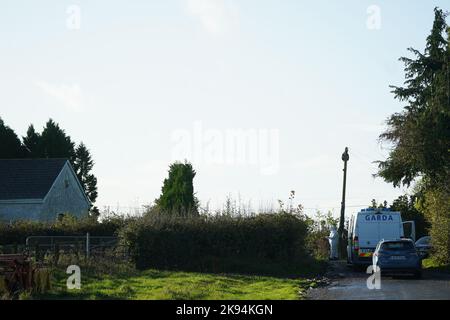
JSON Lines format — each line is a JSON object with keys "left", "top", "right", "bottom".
{"left": 34, "top": 268, "right": 321, "bottom": 300}
{"left": 422, "top": 258, "right": 450, "bottom": 273}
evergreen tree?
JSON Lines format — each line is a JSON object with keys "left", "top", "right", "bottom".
{"left": 0, "top": 117, "right": 26, "bottom": 158}
{"left": 22, "top": 124, "right": 41, "bottom": 158}
{"left": 377, "top": 8, "right": 450, "bottom": 188}
{"left": 38, "top": 119, "right": 75, "bottom": 161}
{"left": 155, "top": 161, "right": 199, "bottom": 217}
{"left": 73, "top": 142, "right": 98, "bottom": 206}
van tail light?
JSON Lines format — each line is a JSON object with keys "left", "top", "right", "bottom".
{"left": 354, "top": 236, "right": 359, "bottom": 251}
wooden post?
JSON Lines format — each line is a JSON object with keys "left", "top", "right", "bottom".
{"left": 86, "top": 233, "right": 90, "bottom": 259}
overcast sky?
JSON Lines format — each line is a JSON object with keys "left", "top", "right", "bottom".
{"left": 1, "top": 1, "right": 447, "bottom": 216}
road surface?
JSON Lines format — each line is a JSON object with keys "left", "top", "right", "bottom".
{"left": 308, "top": 261, "right": 450, "bottom": 300}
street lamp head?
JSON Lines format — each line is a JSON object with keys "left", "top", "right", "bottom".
{"left": 342, "top": 147, "right": 349, "bottom": 162}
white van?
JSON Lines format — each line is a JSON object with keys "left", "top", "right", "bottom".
{"left": 347, "top": 208, "right": 415, "bottom": 267}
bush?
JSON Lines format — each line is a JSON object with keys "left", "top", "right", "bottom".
{"left": 306, "top": 229, "right": 330, "bottom": 260}
{"left": 423, "top": 187, "right": 450, "bottom": 265}
{"left": 304, "top": 211, "right": 338, "bottom": 260}
{"left": 120, "top": 213, "right": 310, "bottom": 276}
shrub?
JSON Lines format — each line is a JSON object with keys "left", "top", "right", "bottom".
{"left": 119, "top": 213, "right": 310, "bottom": 276}
{"left": 422, "top": 187, "right": 450, "bottom": 265}
{"left": 304, "top": 211, "right": 338, "bottom": 260}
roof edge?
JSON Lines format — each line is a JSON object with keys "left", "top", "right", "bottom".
{"left": 0, "top": 199, "right": 44, "bottom": 204}
{"left": 0, "top": 158, "right": 69, "bottom": 161}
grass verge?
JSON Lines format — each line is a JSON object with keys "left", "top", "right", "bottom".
{"left": 422, "top": 258, "right": 450, "bottom": 273}
{"left": 33, "top": 268, "right": 320, "bottom": 300}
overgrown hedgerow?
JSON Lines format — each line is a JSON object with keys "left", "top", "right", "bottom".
{"left": 119, "top": 213, "right": 311, "bottom": 276}
{"left": 1, "top": 211, "right": 323, "bottom": 276}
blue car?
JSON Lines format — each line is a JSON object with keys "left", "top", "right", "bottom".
{"left": 373, "top": 239, "right": 423, "bottom": 279}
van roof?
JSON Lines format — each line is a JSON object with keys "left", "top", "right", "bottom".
{"left": 360, "top": 208, "right": 391, "bottom": 212}
{"left": 357, "top": 209, "right": 400, "bottom": 215}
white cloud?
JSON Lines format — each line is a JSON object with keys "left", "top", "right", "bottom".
{"left": 35, "top": 81, "right": 84, "bottom": 111}
{"left": 186, "top": 0, "right": 239, "bottom": 35}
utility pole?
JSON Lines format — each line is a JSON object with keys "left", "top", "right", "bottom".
{"left": 338, "top": 147, "right": 349, "bottom": 259}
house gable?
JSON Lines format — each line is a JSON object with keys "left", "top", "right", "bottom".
{"left": 39, "top": 162, "right": 90, "bottom": 221}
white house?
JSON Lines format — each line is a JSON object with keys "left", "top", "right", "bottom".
{"left": 0, "top": 159, "right": 90, "bottom": 222}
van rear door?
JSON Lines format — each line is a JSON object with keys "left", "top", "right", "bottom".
{"left": 402, "top": 221, "right": 416, "bottom": 241}
{"left": 379, "top": 218, "right": 401, "bottom": 240}
{"left": 358, "top": 219, "right": 379, "bottom": 248}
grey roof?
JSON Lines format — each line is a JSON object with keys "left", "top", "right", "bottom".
{"left": 0, "top": 159, "right": 68, "bottom": 200}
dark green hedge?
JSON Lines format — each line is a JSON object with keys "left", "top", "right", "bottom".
{"left": 1, "top": 213, "right": 316, "bottom": 276}
{"left": 120, "top": 213, "right": 310, "bottom": 276}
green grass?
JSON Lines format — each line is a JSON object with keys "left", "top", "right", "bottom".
{"left": 422, "top": 258, "right": 450, "bottom": 273}
{"left": 35, "top": 268, "right": 317, "bottom": 300}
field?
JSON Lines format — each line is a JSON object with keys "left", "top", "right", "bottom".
{"left": 35, "top": 268, "right": 318, "bottom": 300}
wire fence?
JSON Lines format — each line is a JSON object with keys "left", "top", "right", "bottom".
{"left": 0, "top": 235, "right": 130, "bottom": 265}
{"left": 25, "top": 235, "right": 118, "bottom": 253}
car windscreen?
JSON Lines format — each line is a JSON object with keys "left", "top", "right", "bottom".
{"left": 380, "top": 242, "right": 414, "bottom": 251}
{"left": 416, "top": 237, "right": 430, "bottom": 245}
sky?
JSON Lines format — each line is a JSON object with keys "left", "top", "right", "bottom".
{"left": 1, "top": 0, "right": 448, "bottom": 217}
